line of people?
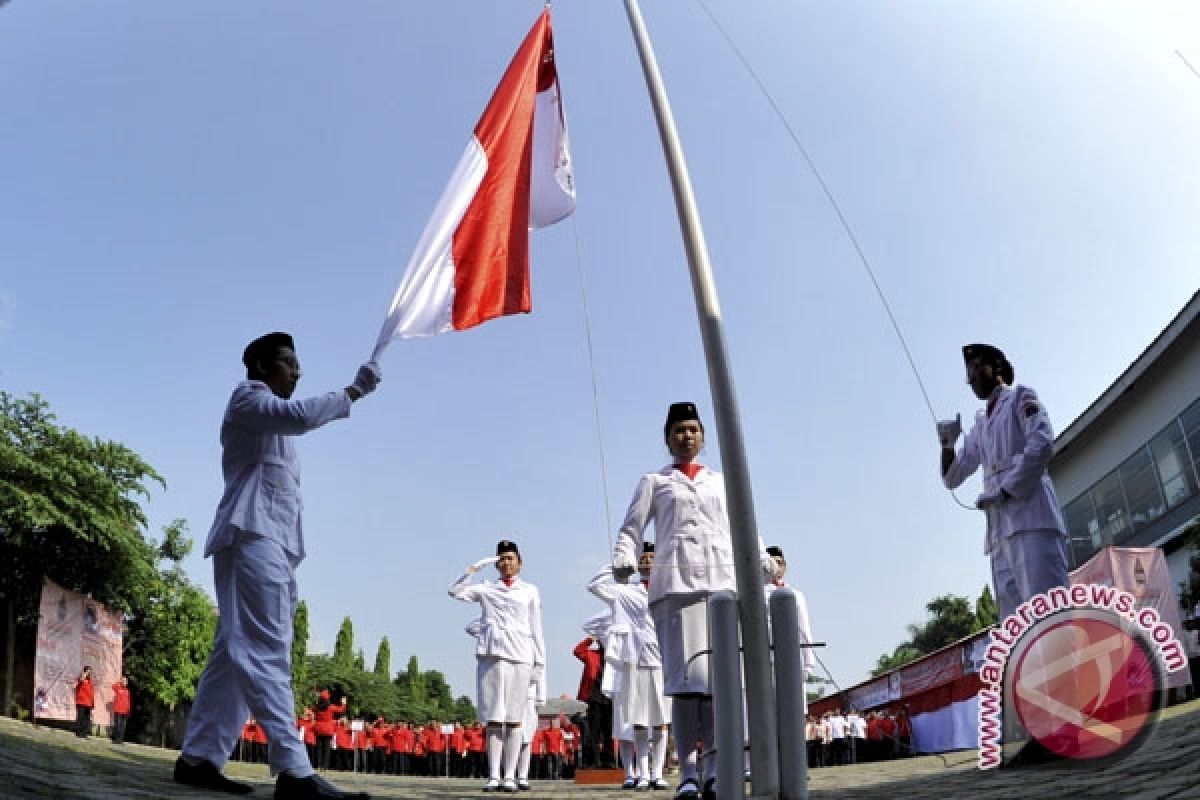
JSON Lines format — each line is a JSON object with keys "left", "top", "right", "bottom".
{"left": 804, "top": 708, "right": 913, "bottom": 768}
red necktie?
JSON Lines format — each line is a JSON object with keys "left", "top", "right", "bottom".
{"left": 502, "top": 577, "right": 515, "bottom": 588}
{"left": 675, "top": 463, "right": 703, "bottom": 480}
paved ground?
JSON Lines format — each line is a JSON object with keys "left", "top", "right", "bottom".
{"left": 2, "top": 701, "right": 1199, "bottom": 799}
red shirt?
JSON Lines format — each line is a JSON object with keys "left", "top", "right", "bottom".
{"left": 111, "top": 683, "right": 131, "bottom": 715}
{"left": 467, "top": 726, "right": 486, "bottom": 753}
{"left": 242, "top": 722, "right": 259, "bottom": 742}
{"left": 254, "top": 725, "right": 268, "bottom": 745}
{"left": 371, "top": 724, "right": 392, "bottom": 750}
{"left": 544, "top": 727, "right": 564, "bottom": 755}
{"left": 74, "top": 676, "right": 94, "bottom": 708}
{"left": 421, "top": 725, "right": 446, "bottom": 752}
{"left": 878, "top": 717, "right": 897, "bottom": 737}
{"left": 313, "top": 702, "right": 346, "bottom": 736}
{"left": 451, "top": 728, "right": 467, "bottom": 752}
{"left": 573, "top": 638, "right": 603, "bottom": 702}
{"left": 391, "top": 726, "right": 414, "bottom": 754}
{"left": 298, "top": 718, "right": 316, "bottom": 746}
{"left": 334, "top": 725, "right": 354, "bottom": 749}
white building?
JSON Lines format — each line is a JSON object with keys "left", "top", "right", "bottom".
{"left": 1049, "top": 290, "right": 1200, "bottom": 610}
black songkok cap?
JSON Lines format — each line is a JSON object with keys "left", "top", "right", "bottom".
{"left": 243, "top": 332, "right": 295, "bottom": 371}
{"left": 642, "top": 542, "right": 655, "bottom": 554}
{"left": 663, "top": 401, "right": 701, "bottom": 438}
{"left": 766, "top": 545, "right": 784, "bottom": 559}
{"left": 496, "top": 539, "right": 520, "bottom": 557}
{"left": 962, "top": 343, "right": 1014, "bottom": 385}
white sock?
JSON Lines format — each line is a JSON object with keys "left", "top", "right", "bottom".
{"left": 699, "top": 698, "right": 716, "bottom": 782}
{"left": 620, "top": 739, "right": 636, "bottom": 779}
{"left": 502, "top": 725, "right": 523, "bottom": 781}
{"left": 672, "top": 698, "right": 700, "bottom": 784}
{"left": 487, "top": 725, "right": 504, "bottom": 781}
{"left": 651, "top": 727, "right": 669, "bottom": 781}
{"left": 517, "top": 742, "right": 531, "bottom": 781}
{"left": 635, "top": 728, "right": 650, "bottom": 780}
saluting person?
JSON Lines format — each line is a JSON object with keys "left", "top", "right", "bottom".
{"left": 588, "top": 543, "right": 671, "bottom": 790}
{"left": 449, "top": 539, "right": 546, "bottom": 792}
{"left": 173, "top": 331, "right": 379, "bottom": 800}
{"left": 612, "top": 402, "right": 773, "bottom": 800}
{"left": 938, "top": 343, "right": 1069, "bottom": 622}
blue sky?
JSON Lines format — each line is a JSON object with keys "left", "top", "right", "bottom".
{"left": 3, "top": 1, "right": 1199, "bottom": 705}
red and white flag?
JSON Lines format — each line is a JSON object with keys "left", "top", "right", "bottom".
{"left": 373, "top": 9, "right": 574, "bottom": 356}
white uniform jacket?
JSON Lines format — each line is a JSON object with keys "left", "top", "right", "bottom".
{"left": 203, "top": 380, "right": 351, "bottom": 561}
{"left": 943, "top": 385, "right": 1066, "bottom": 550}
{"left": 587, "top": 566, "right": 662, "bottom": 669}
{"left": 764, "top": 581, "right": 816, "bottom": 676}
{"left": 614, "top": 465, "right": 770, "bottom": 604}
{"left": 449, "top": 572, "right": 546, "bottom": 670}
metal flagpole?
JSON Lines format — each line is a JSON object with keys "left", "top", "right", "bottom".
{"left": 619, "top": 2, "right": 780, "bottom": 797}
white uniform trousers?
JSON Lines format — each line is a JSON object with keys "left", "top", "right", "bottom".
{"left": 476, "top": 657, "right": 532, "bottom": 725}
{"left": 182, "top": 529, "right": 310, "bottom": 776}
{"left": 990, "top": 528, "right": 1070, "bottom": 622}
{"left": 652, "top": 593, "right": 711, "bottom": 696}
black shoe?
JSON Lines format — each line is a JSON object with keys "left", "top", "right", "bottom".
{"left": 173, "top": 757, "right": 255, "bottom": 795}
{"left": 274, "top": 772, "right": 370, "bottom": 800}
{"left": 1006, "top": 738, "right": 1067, "bottom": 767}
{"left": 701, "top": 777, "right": 716, "bottom": 800}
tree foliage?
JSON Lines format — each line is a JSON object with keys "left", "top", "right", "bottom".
{"left": 292, "top": 600, "right": 310, "bottom": 714}
{"left": 333, "top": 617, "right": 355, "bottom": 669}
{"left": 974, "top": 585, "right": 999, "bottom": 631}
{"left": 301, "top": 651, "right": 475, "bottom": 724}
{"left": 0, "top": 391, "right": 164, "bottom": 621}
{"left": 373, "top": 636, "right": 391, "bottom": 678}
{"left": 122, "top": 520, "right": 216, "bottom": 743}
{"left": 870, "top": 591, "right": 989, "bottom": 677}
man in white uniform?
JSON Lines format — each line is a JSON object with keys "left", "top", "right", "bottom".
{"left": 588, "top": 544, "right": 671, "bottom": 791}
{"left": 938, "top": 343, "right": 1069, "bottom": 622}
{"left": 174, "top": 332, "right": 380, "bottom": 800}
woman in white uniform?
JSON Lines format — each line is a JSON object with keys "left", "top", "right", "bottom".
{"left": 449, "top": 539, "right": 546, "bottom": 793}
{"left": 612, "top": 402, "right": 770, "bottom": 800}
{"left": 588, "top": 543, "right": 672, "bottom": 790}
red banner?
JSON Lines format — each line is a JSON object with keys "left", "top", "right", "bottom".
{"left": 33, "top": 580, "right": 123, "bottom": 725}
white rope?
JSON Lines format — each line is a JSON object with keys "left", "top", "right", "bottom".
{"left": 692, "top": 0, "right": 975, "bottom": 511}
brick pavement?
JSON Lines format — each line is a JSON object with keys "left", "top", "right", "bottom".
{"left": 1, "top": 701, "right": 1197, "bottom": 799}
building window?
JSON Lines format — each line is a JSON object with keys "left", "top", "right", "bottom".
{"left": 1182, "top": 399, "right": 1200, "bottom": 488}
{"left": 1063, "top": 494, "right": 1098, "bottom": 566}
{"left": 1119, "top": 446, "right": 1165, "bottom": 531}
{"left": 1090, "top": 471, "right": 1129, "bottom": 545}
{"left": 1149, "top": 419, "right": 1197, "bottom": 509}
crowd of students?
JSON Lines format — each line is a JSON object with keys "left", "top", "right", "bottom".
{"left": 805, "top": 708, "right": 914, "bottom": 768}
{"left": 228, "top": 688, "right": 585, "bottom": 782}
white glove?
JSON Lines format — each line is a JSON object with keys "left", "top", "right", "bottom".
{"left": 351, "top": 361, "right": 382, "bottom": 396}
{"left": 975, "top": 488, "right": 1007, "bottom": 511}
{"left": 471, "top": 556, "right": 498, "bottom": 572}
{"left": 761, "top": 552, "right": 778, "bottom": 580}
{"left": 936, "top": 413, "right": 962, "bottom": 449}
{"left": 612, "top": 554, "right": 636, "bottom": 581}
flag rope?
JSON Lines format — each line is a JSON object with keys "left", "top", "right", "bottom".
{"left": 568, "top": 212, "right": 617, "bottom": 558}
{"left": 693, "top": 0, "right": 975, "bottom": 512}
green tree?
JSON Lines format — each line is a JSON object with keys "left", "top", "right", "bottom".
{"left": 333, "top": 617, "right": 355, "bottom": 669}
{"left": 871, "top": 643, "right": 921, "bottom": 677}
{"left": 974, "top": 585, "right": 999, "bottom": 631}
{"left": 374, "top": 637, "right": 391, "bottom": 678}
{"left": 354, "top": 649, "right": 365, "bottom": 671}
{"left": 0, "top": 391, "right": 163, "bottom": 711}
{"left": 292, "top": 600, "right": 310, "bottom": 714}
{"left": 122, "top": 520, "right": 217, "bottom": 746}
{"left": 907, "top": 595, "right": 976, "bottom": 654}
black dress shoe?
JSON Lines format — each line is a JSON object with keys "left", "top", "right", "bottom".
{"left": 173, "top": 756, "right": 255, "bottom": 795}
{"left": 274, "top": 772, "right": 370, "bottom": 800}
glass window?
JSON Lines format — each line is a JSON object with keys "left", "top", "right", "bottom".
{"left": 1182, "top": 399, "right": 1200, "bottom": 487}
{"left": 1063, "top": 494, "right": 1099, "bottom": 566}
{"left": 1090, "top": 471, "right": 1129, "bottom": 545}
{"left": 1149, "top": 419, "right": 1197, "bottom": 509}
{"left": 1119, "top": 447, "right": 1164, "bottom": 531}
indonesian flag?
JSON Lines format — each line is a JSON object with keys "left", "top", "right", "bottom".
{"left": 373, "top": 9, "right": 574, "bottom": 356}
